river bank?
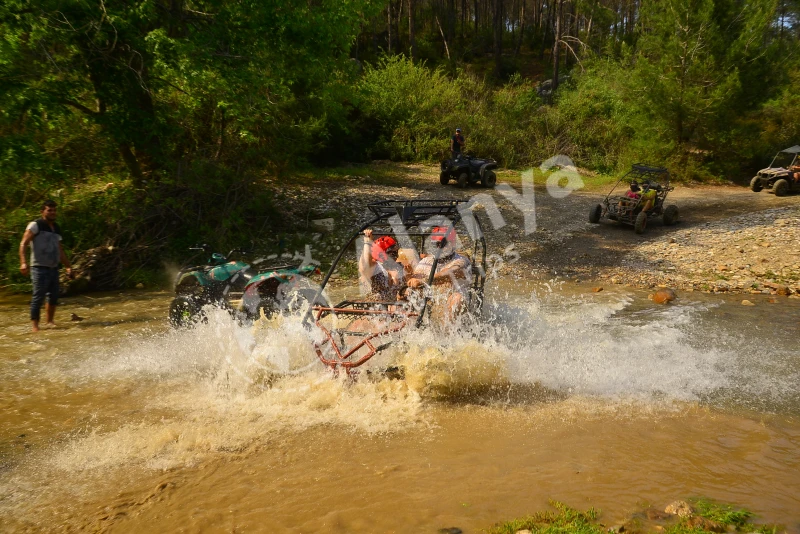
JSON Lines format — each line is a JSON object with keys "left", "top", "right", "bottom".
{"left": 253, "top": 163, "right": 800, "bottom": 299}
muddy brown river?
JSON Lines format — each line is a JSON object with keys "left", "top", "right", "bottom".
{"left": 1, "top": 283, "right": 799, "bottom": 532}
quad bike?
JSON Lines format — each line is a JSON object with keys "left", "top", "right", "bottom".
{"left": 169, "top": 244, "right": 320, "bottom": 327}
{"left": 750, "top": 145, "right": 800, "bottom": 197}
{"left": 301, "top": 200, "right": 487, "bottom": 376}
{"left": 440, "top": 154, "right": 498, "bottom": 188}
{"left": 588, "top": 164, "right": 678, "bottom": 235}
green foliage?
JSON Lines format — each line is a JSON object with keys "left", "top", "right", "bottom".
{"left": 3, "top": 0, "right": 800, "bottom": 289}
{"left": 691, "top": 498, "right": 753, "bottom": 527}
{"left": 486, "top": 501, "right": 603, "bottom": 534}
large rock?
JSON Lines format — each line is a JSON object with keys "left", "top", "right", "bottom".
{"left": 650, "top": 288, "right": 677, "bottom": 304}
{"left": 664, "top": 500, "right": 694, "bottom": 517}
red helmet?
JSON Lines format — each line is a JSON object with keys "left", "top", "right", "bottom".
{"left": 371, "top": 236, "right": 398, "bottom": 262}
{"left": 430, "top": 226, "right": 457, "bottom": 247}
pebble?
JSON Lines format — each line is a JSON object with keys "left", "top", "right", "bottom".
{"left": 601, "top": 207, "right": 800, "bottom": 295}
{"left": 741, "top": 300, "right": 756, "bottom": 306}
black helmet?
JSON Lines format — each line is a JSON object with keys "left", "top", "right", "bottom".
{"left": 630, "top": 180, "right": 640, "bottom": 192}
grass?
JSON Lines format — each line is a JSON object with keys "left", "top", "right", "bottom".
{"left": 693, "top": 498, "right": 753, "bottom": 526}
{"left": 486, "top": 501, "right": 604, "bottom": 534}
{"left": 486, "top": 498, "right": 783, "bottom": 534}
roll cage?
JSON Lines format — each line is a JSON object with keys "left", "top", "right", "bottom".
{"left": 303, "top": 199, "right": 487, "bottom": 374}
{"left": 602, "top": 164, "right": 673, "bottom": 222}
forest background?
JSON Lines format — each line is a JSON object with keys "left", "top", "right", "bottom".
{"left": 2, "top": 0, "right": 799, "bottom": 290}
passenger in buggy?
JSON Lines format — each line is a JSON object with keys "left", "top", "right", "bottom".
{"left": 618, "top": 180, "right": 641, "bottom": 214}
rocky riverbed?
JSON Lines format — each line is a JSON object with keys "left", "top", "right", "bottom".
{"left": 597, "top": 206, "right": 800, "bottom": 296}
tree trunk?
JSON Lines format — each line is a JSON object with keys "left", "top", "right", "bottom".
{"left": 552, "top": 0, "right": 562, "bottom": 92}
{"left": 409, "top": 0, "right": 417, "bottom": 60}
{"left": 494, "top": 0, "right": 503, "bottom": 76}
{"left": 474, "top": 0, "right": 479, "bottom": 37}
{"left": 215, "top": 108, "right": 225, "bottom": 160}
{"left": 119, "top": 142, "right": 144, "bottom": 184}
{"left": 387, "top": 1, "right": 392, "bottom": 53}
{"left": 515, "top": 0, "right": 525, "bottom": 56}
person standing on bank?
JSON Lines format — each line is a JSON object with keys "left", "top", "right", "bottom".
{"left": 450, "top": 128, "right": 465, "bottom": 159}
{"left": 19, "top": 200, "right": 73, "bottom": 332}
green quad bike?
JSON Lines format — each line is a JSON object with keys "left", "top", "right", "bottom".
{"left": 750, "top": 145, "right": 800, "bottom": 196}
{"left": 589, "top": 164, "right": 679, "bottom": 235}
{"left": 169, "top": 245, "right": 321, "bottom": 327}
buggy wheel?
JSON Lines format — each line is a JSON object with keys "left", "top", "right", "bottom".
{"left": 773, "top": 178, "right": 789, "bottom": 197}
{"left": 481, "top": 170, "right": 497, "bottom": 188}
{"left": 169, "top": 295, "right": 202, "bottom": 328}
{"left": 750, "top": 176, "right": 763, "bottom": 192}
{"left": 275, "top": 286, "right": 328, "bottom": 316}
{"left": 457, "top": 173, "right": 469, "bottom": 189}
{"left": 634, "top": 212, "right": 648, "bottom": 234}
{"left": 589, "top": 204, "right": 602, "bottom": 224}
{"left": 663, "top": 205, "right": 679, "bottom": 226}
{"left": 439, "top": 172, "right": 450, "bottom": 185}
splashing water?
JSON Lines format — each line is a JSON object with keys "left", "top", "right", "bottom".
{"left": 2, "top": 287, "right": 799, "bottom": 532}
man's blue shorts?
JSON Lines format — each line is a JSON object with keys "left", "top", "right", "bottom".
{"left": 31, "top": 266, "right": 59, "bottom": 321}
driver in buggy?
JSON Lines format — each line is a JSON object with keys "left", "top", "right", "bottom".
{"left": 407, "top": 226, "right": 472, "bottom": 324}
{"left": 639, "top": 181, "right": 658, "bottom": 213}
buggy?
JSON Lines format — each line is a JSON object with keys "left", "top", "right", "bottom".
{"left": 589, "top": 164, "right": 679, "bottom": 234}
{"left": 302, "top": 200, "right": 487, "bottom": 375}
{"left": 169, "top": 245, "right": 319, "bottom": 327}
{"left": 440, "top": 155, "right": 498, "bottom": 188}
{"left": 750, "top": 146, "right": 800, "bottom": 196}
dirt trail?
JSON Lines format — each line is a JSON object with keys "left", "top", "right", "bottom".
{"left": 278, "top": 164, "right": 800, "bottom": 295}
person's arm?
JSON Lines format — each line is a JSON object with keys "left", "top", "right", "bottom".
{"left": 450, "top": 137, "right": 455, "bottom": 151}
{"left": 358, "top": 230, "right": 377, "bottom": 287}
{"left": 432, "top": 261, "right": 468, "bottom": 284}
{"left": 59, "top": 242, "right": 73, "bottom": 279}
{"left": 19, "top": 229, "right": 35, "bottom": 276}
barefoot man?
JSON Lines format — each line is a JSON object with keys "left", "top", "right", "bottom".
{"left": 19, "top": 200, "right": 73, "bottom": 332}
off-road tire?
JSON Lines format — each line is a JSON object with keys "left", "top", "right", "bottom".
{"left": 457, "top": 173, "right": 469, "bottom": 189}
{"left": 773, "top": 178, "right": 789, "bottom": 197}
{"left": 252, "top": 286, "right": 328, "bottom": 320}
{"left": 662, "top": 205, "right": 679, "bottom": 226}
{"left": 481, "top": 170, "right": 497, "bottom": 188}
{"left": 750, "top": 176, "right": 763, "bottom": 192}
{"left": 439, "top": 172, "right": 449, "bottom": 185}
{"left": 169, "top": 295, "right": 202, "bottom": 328}
{"left": 589, "top": 204, "right": 602, "bottom": 224}
{"left": 634, "top": 211, "right": 648, "bottom": 234}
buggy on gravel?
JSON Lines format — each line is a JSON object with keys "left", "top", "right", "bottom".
{"left": 588, "top": 164, "right": 678, "bottom": 234}
{"left": 440, "top": 155, "right": 498, "bottom": 188}
{"left": 302, "top": 200, "right": 487, "bottom": 375}
{"left": 750, "top": 146, "right": 800, "bottom": 197}
{"left": 169, "top": 245, "right": 319, "bottom": 327}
